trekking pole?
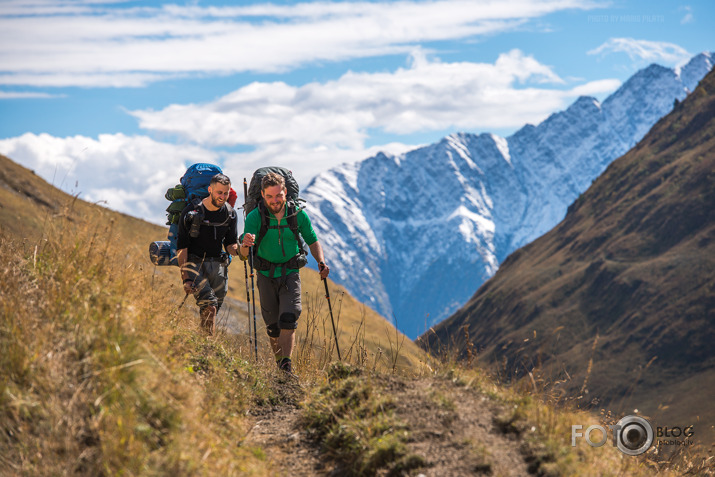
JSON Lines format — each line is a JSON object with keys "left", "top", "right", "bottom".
{"left": 323, "top": 277, "right": 342, "bottom": 361}
{"left": 178, "top": 292, "right": 190, "bottom": 310}
{"left": 245, "top": 177, "right": 258, "bottom": 362}
{"left": 249, "top": 252, "right": 258, "bottom": 362}
{"left": 243, "top": 259, "right": 252, "bottom": 348}
{"left": 242, "top": 178, "right": 252, "bottom": 351}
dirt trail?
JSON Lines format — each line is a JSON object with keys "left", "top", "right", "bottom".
{"left": 382, "top": 376, "right": 531, "bottom": 476}
{"left": 242, "top": 379, "right": 328, "bottom": 476}
{"left": 243, "top": 374, "right": 535, "bottom": 476}
{"left": 244, "top": 403, "right": 327, "bottom": 476}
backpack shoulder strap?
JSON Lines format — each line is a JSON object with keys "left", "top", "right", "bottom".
{"left": 286, "top": 201, "right": 309, "bottom": 256}
{"left": 254, "top": 201, "right": 270, "bottom": 251}
{"left": 254, "top": 201, "right": 304, "bottom": 252}
{"left": 225, "top": 203, "right": 236, "bottom": 220}
{"left": 202, "top": 203, "right": 235, "bottom": 227}
{"left": 285, "top": 201, "right": 300, "bottom": 239}
{"left": 183, "top": 199, "right": 204, "bottom": 226}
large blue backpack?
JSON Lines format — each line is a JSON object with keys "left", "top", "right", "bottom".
{"left": 166, "top": 163, "right": 224, "bottom": 218}
{"left": 151, "top": 163, "right": 223, "bottom": 266}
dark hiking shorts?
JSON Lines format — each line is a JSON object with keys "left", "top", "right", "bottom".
{"left": 257, "top": 272, "right": 302, "bottom": 334}
{"left": 185, "top": 255, "right": 228, "bottom": 312}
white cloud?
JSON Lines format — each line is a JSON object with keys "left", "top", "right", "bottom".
{"left": 0, "top": 132, "right": 220, "bottom": 224}
{"left": 0, "top": 46, "right": 623, "bottom": 225}
{"left": 0, "top": 72, "right": 180, "bottom": 89}
{"left": 0, "top": 90, "right": 65, "bottom": 99}
{"left": 222, "top": 141, "right": 419, "bottom": 193}
{"left": 0, "top": 131, "right": 417, "bottom": 224}
{"left": 588, "top": 38, "right": 692, "bottom": 66}
{"left": 568, "top": 79, "right": 622, "bottom": 97}
{"left": 130, "top": 49, "right": 619, "bottom": 154}
{"left": 0, "top": 0, "right": 603, "bottom": 88}
{"left": 680, "top": 6, "right": 694, "bottom": 25}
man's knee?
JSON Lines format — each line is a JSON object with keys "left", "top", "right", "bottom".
{"left": 266, "top": 323, "right": 281, "bottom": 338}
{"left": 200, "top": 304, "right": 217, "bottom": 317}
{"left": 279, "top": 312, "right": 298, "bottom": 330}
{"left": 198, "top": 302, "right": 218, "bottom": 317}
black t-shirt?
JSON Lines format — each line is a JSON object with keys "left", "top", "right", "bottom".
{"left": 177, "top": 202, "right": 238, "bottom": 258}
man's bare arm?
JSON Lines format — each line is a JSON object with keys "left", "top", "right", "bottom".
{"left": 309, "top": 241, "right": 329, "bottom": 279}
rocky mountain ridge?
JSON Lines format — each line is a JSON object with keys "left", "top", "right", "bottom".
{"left": 423, "top": 66, "right": 715, "bottom": 444}
{"left": 303, "top": 52, "right": 714, "bottom": 338}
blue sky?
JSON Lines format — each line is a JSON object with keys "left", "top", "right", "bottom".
{"left": 0, "top": 0, "right": 712, "bottom": 224}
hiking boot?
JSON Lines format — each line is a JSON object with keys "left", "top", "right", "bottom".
{"left": 277, "top": 357, "right": 293, "bottom": 373}
{"left": 277, "top": 357, "right": 299, "bottom": 381}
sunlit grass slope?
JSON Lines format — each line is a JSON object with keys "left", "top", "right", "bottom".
{"left": 2, "top": 153, "right": 712, "bottom": 475}
{"left": 0, "top": 154, "right": 428, "bottom": 372}
{"left": 0, "top": 154, "right": 431, "bottom": 474}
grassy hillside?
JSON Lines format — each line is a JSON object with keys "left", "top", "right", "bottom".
{"left": 1, "top": 153, "right": 710, "bottom": 475}
{"left": 0, "top": 154, "right": 427, "bottom": 373}
{"left": 423, "top": 69, "right": 715, "bottom": 445}
{"left": 0, "top": 154, "right": 425, "bottom": 473}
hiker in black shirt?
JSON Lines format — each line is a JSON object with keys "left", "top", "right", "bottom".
{"left": 177, "top": 173, "right": 240, "bottom": 334}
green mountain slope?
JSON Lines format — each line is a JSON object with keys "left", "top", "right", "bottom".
{"left": 423, "top": 70, "right": 715, "bottom": 444}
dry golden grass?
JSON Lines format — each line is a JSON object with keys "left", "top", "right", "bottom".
{"left": 2, "top": 153, "right": 711, "bottom": 475}
{"left": 0, "top": 207, "right": 278, "bottom": 475}
{"left": 422, "top": 355, "right": 713, "bottom": 476}
{"left": 0, "top": 153, "right": 431, "bottom": 475}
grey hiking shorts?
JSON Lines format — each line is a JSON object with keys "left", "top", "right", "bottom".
{"left": 185, "top": 255, "right": 228, "bottom": 312}
{"left": 257, "top": 272, "right": 302, "bottom": 335}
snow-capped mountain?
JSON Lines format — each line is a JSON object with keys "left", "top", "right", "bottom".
{"left": 303, "top": 52, "right": 714, "bottom": 338}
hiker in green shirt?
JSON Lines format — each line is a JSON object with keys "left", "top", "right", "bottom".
{"left": 239, "top": 172, "right": 329, "bottom": 374}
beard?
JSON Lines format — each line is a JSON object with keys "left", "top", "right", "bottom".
{"left": 266, "top": 199, "right": 285, "bottom": 214}
{"left": 210, "top": 194, "right": 225, "bottom": 208}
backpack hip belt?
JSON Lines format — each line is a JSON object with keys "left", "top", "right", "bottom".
{"left": 252, "top": 252, "right": 308, "bottom": 286}
{"left": 189, "top": 253, "right": 228, "bottom": 263}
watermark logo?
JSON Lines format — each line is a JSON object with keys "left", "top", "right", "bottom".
{"left": 655, "top": 426, "right": 695, "bottom": 447}
{"left": 613, "top": 415, "right": 654, "bottom": 456}
{"left": 572, "top": 416, "right": 694, "bottom": 455}
{"left": 587, "top": 14, "right": 665, "bottom": 23}
{"left": 572, "top": 415, "right": 653, "bottom": 455}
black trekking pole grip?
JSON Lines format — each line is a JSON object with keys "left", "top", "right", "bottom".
{"left": 323, "top": 278, "right": 342, "bottom": 361}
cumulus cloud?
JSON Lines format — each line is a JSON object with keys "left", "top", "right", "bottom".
{"left": 130, "top": 49, "right": 617, "bottom": 143}
{"left": 588, "top": 38, "right": 692, "bottom": 66}
{"left": 0, "top": 133, "right": 220, "bottom": 224}
{"left": 0, "top": 131, "right": 416, "bottom": 224}
{"left": 130, "top": 49, "right": 619, "bottom": 175}
{"left": 0, "top": 0, "right": 602, "bottom": 88}
{"left": 0, "top": 46, "right": 622, "bottom": 224}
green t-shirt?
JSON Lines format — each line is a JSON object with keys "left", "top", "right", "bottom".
{"left": 243, "top": 204, "right": 318, "bottom": 278}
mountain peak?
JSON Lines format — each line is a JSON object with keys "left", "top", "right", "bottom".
{"left": 568, "top": 95, "right": 601, "bottom": 112}
{"left": 678, "top": 51, "right": 715, "bottom": 92}
{"left": 303, "top": 54, "right": 713, "bottom": 339}
{"left": 426, "top": 67, "right": 715, "bottom": 445}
